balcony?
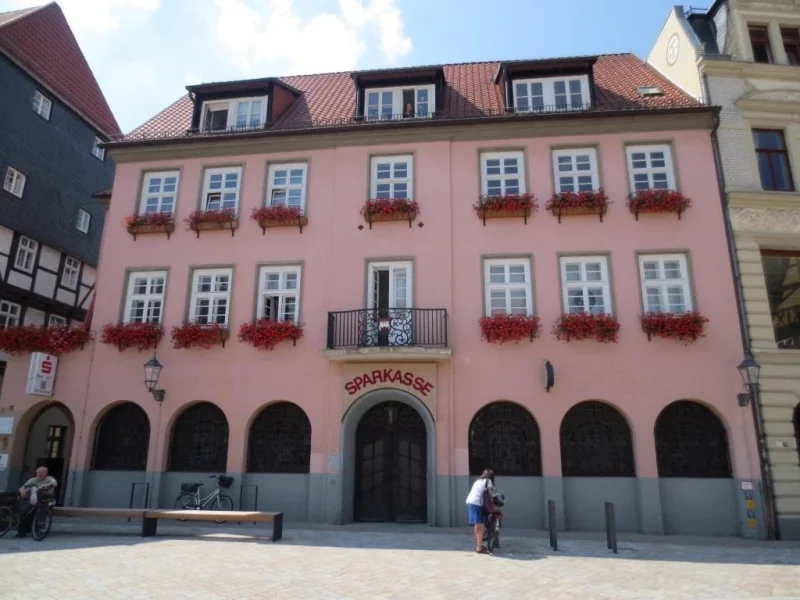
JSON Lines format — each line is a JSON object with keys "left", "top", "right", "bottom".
{"left": 324, "top": 308, "right": 451, "bottom": 362}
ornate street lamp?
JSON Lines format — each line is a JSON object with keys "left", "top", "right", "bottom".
{"left": 736, "top": 355, "right": 761, "bottom": 407}
{"left": 143, "top": 352, "right": 165, "bottom": 402}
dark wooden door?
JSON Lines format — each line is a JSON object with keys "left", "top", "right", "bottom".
{"left": 355, "top": 402, "right": 426, "bottom": 522}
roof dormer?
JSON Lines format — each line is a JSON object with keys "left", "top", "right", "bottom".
{"left": 186, "top": 77, "right": 301, "bottom": 132}
{"left": 495, "top": 56, "right": 598, "bottom": 113}
{"left": 352, "top": 66, "right": 446, "bottom": 121}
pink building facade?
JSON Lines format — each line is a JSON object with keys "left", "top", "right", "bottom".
{"left": 0, "top": 55, "right": 767, "bottom": 537}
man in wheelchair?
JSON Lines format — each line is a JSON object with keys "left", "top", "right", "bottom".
{"left": 16, "top": 466, "right": 57, "bottom": 537}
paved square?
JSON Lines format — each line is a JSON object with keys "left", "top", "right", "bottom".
{"left": 2, "top": 521, "right": 800, "bottom": 599}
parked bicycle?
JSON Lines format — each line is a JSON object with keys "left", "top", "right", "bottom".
{"left": 0, "top": 490, "right": 55, "bottom": 541}
{"left": 173, "top": 474, "right": 234, "bottom": 523}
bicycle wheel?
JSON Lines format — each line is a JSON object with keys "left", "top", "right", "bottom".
{"left": 174, "top": 494, "right": 196, "bottom": 522}
{"left": 212, "top": 494, "right": 233, "bottom": 524}
{"left": 31, "top": 507, "right": 52, "bottom": 541}
{"left": 0, "top": 506, "right": 13, "bottom": 539}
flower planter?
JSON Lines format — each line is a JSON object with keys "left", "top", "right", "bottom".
{"left": 123, "top": 213, "right": 176, "bottom": 241}
{"left": 257, "top": 216, "right": 309, "bottom": 234}
{"left": 627, "top": 190, "right": 691, "bottom": 221}
{"left": 640, "top": 312, "right": 708, "bottom": 344}
{"left": 363, "top": 210, "right": 417, "bottom": 228}
{"left": 251, "top": 206, "right": 308, "bottom": 234}
{"left": 238, "top": 319, "right": 304, "bottom": 351}
{"left": 361, "top": 198, "right": 419, "bottom": 229}
{"left": 473, "top": 194, "right": 537, "bottom": 225}
{"left": 100, "top": 323, "right": 164, "bottom": 352}
{"left": 479, "top": 314, "right": 541, "bottom": 344}
{"left": 546, "top": 191, "right": 610, "bottom": 224}
{"left": 549, "top": 204, "right": 606, "bottom": 222}
{"left": 552, "top": 313, "right": 620, "bottom": 343}
{"left": 478, "top": 207, "right": 532, "bottom": 222}
{"left": 0, "top": 325, "right": 92, "bottom": 355}
{"left": 171, "top": 323, "right": 230, "bottom": 349}
{"left": 185, "top": 209, "right": 238, "bottom": 237}
{"left": 190, "top": 219, "right": 239, "bottom": 237}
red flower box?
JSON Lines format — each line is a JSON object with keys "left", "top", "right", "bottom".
{"left": 473, "top": 194, "right": 537, "bottom": 223}
{"left": 627, "top": 190, "right": 691, "bottom": 220}
{"left": 0, "top": 325, "right": 92, "bottom": 355}
{"left": 552, "top": 313, "right": 620, "bottom": 343}
{"left": 100, "top": 322, "right": 163, "bottom": 352}
{"left": 361, "top": 198, "right": 419, "bottom": 227}
{"left": 545, "top": 190, "right": 609, "bottom": 222}
{"left": 238, "top": 319, "right": 304, "bottom": 351}
{"left": 250, "top": 206, "right": 308, "bottom": 233}
{"left": 123, "top": 212, "right": 175, "bottom": 240}
{"left": 171, "top": 322, "right": 230, "bottom": 349}
{"left": 185, "top": 209, "right": 238, "bottom": 236}
{"left": 479, "top": 314, "right": 541, "bottom": 344}
{"left": 640, "top": 311, "right": 708, "bottom": 344}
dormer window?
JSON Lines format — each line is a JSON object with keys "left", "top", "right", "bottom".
{"left": 365, "top": 85, "right": 433, "bottom": 120}
{"left": 201, "top": 97, "right": 267, "bottom": 131}
{"left": 513, "top": 75, "right": 589, "bottom": 112}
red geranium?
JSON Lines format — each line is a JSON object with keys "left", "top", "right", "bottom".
{"left": 238, "top": 319, "right": 304, "bottom": 350}
{"left": 100, "top": 322, "right": 163, "bottom": 352}
{"left": 545, "top": 190, "right": 609, "bottom": 211}
{"left": 184, "top": 208, "right": 236, "bottom": 229}
{"left": 251, "top": 205, "right": 304, "bottom": 221}
{"left": 0, "top": 325, "right": 92, "bottom": 355}
{"left": 123, "top": 212, "right": 174, "bottom": 228}
{"left": 171, "top": 322, "right": 229, "bottom": 349}
{"left": 479, "top": 314, "right": 541, "bottom": 344}
{"left": 473, "top": 193, "right": 537, "bottom": 215}
{"left": 553, "top": 313, "right": 620, "bottom": 343}
{"left": 640, "top": 311, "right": 708, "bottom": 344}
{"left": 627, "top": 190, "right": 691, "bottom": 215}
{"left": 361, "top": 198, "right": 419, "bottom": 217}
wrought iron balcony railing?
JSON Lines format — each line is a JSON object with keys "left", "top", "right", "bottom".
{"left": 326, "top": 308, "right": 448, "bottom": 350}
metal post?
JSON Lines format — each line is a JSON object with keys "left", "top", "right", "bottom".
{"left": 238, "top": 484, "right": 259, "bottom": 525}
{"left": 128, "top": 482, "right": 150, "bottom": 522}
{"left": 547, "top": 499, "right": 557, "bottom": 551}
{"left": 604, "top": 502, "right": 617, "bottom": 554}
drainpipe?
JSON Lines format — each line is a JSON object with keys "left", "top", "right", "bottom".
{"left": 703, "top": 72, "right": 778, "bottom": 540}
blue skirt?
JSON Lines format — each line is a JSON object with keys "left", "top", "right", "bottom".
{"left": 467, "top": 503, "right": 484, "bottom": 525}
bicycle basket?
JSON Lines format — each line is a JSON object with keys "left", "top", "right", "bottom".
{"left": 218, "top": 475, "right": 234, "bottom": 489}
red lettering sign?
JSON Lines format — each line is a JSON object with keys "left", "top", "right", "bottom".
{"left": 40, "top": 360, "right": 53, "bottom": 375}
{"left": 345, "top": 369, "right": 434, "bottom": 397}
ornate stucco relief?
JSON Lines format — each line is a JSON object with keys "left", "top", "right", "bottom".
{"left": 730, "top": 207, "right": 800, "bottom": 233}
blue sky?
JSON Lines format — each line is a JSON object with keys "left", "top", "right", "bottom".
{"left": 1, "top": 0, "right": 687, "bottom": 133}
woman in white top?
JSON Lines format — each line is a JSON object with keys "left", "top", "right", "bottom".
{"left": 465, "top": 469, "right": 495, "bottom": 553}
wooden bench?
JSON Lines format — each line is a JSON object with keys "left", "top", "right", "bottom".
{"left": 52, "top": 507, "right": 283, "bottom": 542}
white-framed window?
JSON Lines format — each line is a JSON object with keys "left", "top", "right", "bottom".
{"left": 3, "top": 167, "right": 26, "bottom": 198}
{"left": 190, "top": 268, "right": 232, "bottom": 325}
{"left": 483, "top": 258, "right": 533, "bottom": 316}
{"left": 559, "top": 256, "right": 612, "bottom": 315}
{"left": 32, "top": 91, "right": 52, "bottom": 120}
{"left": 480, "top": 151, "right": 525, "bottom": 196}
{"left": 201, "top": 167, "right": 242, "bottom": 212}
{"left": 62, "top": 256, "right": 80, "bottom": 290}
{"left": 257, "top": 265, "right": 301, "bottom": 322}
{"left": 75, "top": 208, "right": 91, "bottom": 233}
{"left": 124, "top": 271, "right": 166, "bottom": 324}
{"left": 552, "top": 148, "right": 599, "bottom": 192}
{"left": 201, "top": 97, "right": 267, "bottom": 131}
{"left": 513, "top": 75, "right": 590, "bottom": 112}
{"left": 48, "top": 314, "right": 67, "bottom": 327}
{"left": 91, "top": 137, "right": 105, "bottom": 161}
{"left": 14, "top": 236, "right": 37, "bottom": 273}
{"left": 365, "top": 85, "right": 434, "bottom": 120}
{"left": 0, "top": 300, "right": 21, "bottom": 328}
{"left": 370, "top": 155, "right": 412, "bottom": 198}
{"left": 626, "top": 145, "right": 676, "bottom": 191}
{"left": 140, "top": 171, "right": 179, "bottom": 215}
{"left": 266, "top": 163, "right": 307, "bottom": 210}
{"left": 639, "top": 254, "right": 692, "bottom": 314}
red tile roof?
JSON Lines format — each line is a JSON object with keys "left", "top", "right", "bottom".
{"left": 128, "top": 53, "right": 702, "bottom": 141}
{"left": 0, "top": 2, "right": 121, "bottom": 137}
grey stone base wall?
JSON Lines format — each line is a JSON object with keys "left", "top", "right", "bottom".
{"left": 777, "top": 516, "right": 800, "bottom": 541}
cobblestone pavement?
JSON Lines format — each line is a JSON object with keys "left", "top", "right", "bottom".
{"left": 2, "top": 521, "right": 800, "bottom": 599}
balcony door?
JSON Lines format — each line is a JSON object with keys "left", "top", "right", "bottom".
{"left": 366, "top": 261, "right": 413, "bottom": 346}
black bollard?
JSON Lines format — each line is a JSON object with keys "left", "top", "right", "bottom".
{"left": 548, "top": 499, "right": 558, "bottom": 551}
{"left": 604, "top": 501, "right": 618, "bottom": 554}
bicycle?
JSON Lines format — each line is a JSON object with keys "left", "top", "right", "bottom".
{"left": 173, "top": 474, "right": 234, "bottom": 523}
{"left": 0, "top": 490, "right": 55, "bottom": 541}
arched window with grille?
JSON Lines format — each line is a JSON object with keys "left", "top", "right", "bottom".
{"left": 168, "top": 402, "right": 229, "bottom": 472}
{"left": 655, "top": 400, "right": 731, "bottom": 478}
{"left": 468, "top": 401, "right": 541, "bottom": 476}
{"left": 248, "top": 402, "right": 311, "bottom": 473}
{"left": 92, "top": 402, "right": 150, "bottom": 471}
{"left": 560, "top": 401, "right": 635, "bottom": 477}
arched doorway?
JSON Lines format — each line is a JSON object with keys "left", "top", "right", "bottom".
{"left": 21, "top": 402, "right": 75, "bottom": 505}
{"left": 355, "top": 401, "right": 427, "bottom": 522}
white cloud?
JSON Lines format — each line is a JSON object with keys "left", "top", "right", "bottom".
{"left": 211, "top": 0, "right": 412, "bottom": 76}
{"left": 0, "top": 0, "right": 161, "bottom": 34}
